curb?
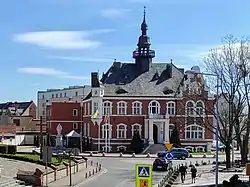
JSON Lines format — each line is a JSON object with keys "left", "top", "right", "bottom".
{"left": 83, "top": 155, "right": 215, "bottom": 159}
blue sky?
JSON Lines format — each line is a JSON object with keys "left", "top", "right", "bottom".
{"left": 1, "top": 0, "right": 250, "bottom": 102}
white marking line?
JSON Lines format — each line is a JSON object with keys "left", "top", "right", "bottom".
{"left": 74, "top": 168, "right": 108, "bottom": 187}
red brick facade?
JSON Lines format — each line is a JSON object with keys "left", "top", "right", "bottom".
{"left": 47, "top": 102, "right": 82, "bottom": 135}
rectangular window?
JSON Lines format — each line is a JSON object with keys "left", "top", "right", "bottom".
{"left": 73, "top": 123, "right": 78, "bottom": 129}
{"left": 87, "top": 103, "right": 90, "bottom": 115}
{"left": 75, "top": 92, "right": 78, "bottom": 96}
{"left": 60, "top": 93, "right": 62, "bottom": 97}
{"left": 42, "top": 95, "right": 45, "bottom": 99}
{"left": 94, "top": 102, "right": 99, "bottom": 113}
{"left": 73, "top": 109, "right": 78, "bottom": 116}
{"left": 64, "top": 92, "right": 67, "bottom": 97}
{"left": 52, "top": 94, "right": 54, "bottom": 98}
{"left": 56, "top": 94, "right": 58, "bottom": 98}
{"left": 84, "top": 103, "right": 86, "bottom": 115}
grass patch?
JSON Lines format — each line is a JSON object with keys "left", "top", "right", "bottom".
{"left": 0, "top": 153, "right": 67, "bottom": 166}
{"left": 191, "top": 152, "right": 225, "bottom": 155}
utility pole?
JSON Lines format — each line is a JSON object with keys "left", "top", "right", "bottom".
{"left": 39, "top": 116, "right": 43, "bottom": 160}
{"left": 80, "top": 97, "right": 83, "bottom": 153}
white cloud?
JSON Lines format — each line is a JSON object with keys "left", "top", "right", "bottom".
{"left": 101, "top": 8, "right": 131, "bottom": 19}
{"left": 17, "top": 67, "right": 89, "bottom": 80}
{"left": 18, "top": 68, "right": 66, "bottom": 75}
{"left": 13, "top": 30, "right": 115, "bottom": 50}
{"left": 48, "top": 56, "right": 113, "bottom": 63}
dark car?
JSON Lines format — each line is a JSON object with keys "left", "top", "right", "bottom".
{"left": 157, "top": 148, "right": 190, "bottom": 160}
{"left": 153, "top": 158, "right": 169, "bottom": 171}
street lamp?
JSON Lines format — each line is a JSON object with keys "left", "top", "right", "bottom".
{"left": 80, "top": 97, "right": 83, "bottom": 153}
{"left": 185, "top": 70, "right": 219, "bottom": 187}
{"left": 64, "top": 149, "right": 73, "bottom": 186}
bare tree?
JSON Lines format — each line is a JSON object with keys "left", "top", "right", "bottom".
{"left": 204, "top": 35, "right": 250, "bottom": 167}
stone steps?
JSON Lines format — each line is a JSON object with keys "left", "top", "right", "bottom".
{"left": 143, "top": 144, "right": 166, "bottom": 154}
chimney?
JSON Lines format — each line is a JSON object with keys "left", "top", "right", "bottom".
{"left": 91, "top": 72, "right": 100, "bottom": 87}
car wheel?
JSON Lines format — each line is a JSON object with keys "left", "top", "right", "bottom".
{"left": 181, "top": 155, "right": 186, "bottom": 160}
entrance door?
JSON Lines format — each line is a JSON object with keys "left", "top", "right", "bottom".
{"left": 153, "top": 124, "right": 158, "bottom": 144}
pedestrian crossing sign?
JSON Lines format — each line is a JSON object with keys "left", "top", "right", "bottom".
{"left": 135, "top": 164, "right": 152, "bottom": 187}
{"left": 138, "top": 166, "right": 150, "bottom": 177}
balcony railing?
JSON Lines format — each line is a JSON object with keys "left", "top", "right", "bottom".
{"left": 148, "top": 114, "right": 166, "bottom": 119}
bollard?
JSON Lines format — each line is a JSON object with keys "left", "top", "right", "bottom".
{"left": 85, "top": 172, "right": 88, "bottom": 178}
{"left": 201, "top": 160, "right": 203, "bottom": 164}
{"left": 96, "top": 167, "right": 98, "bottom": 173}
{"left": 120, "top": 152, "right": 123, "bottom": 157}
{"left": 132, "top": 153, "right": 135, "bottom": 157}
{"left": 203, "top": 153, "right": 206, "bottom": 158}
{"left": 102, "top": 152, "right": 105, "bottom": 157}
{"left": 146, "top": 153, "right": 150, "bottom": 158}
{"left": 208, "top": 160, "right": 210, "bottom": 164}
{"left": 91, "top": 161, "right": 93, "bottom": 166}
{"left": 90, "top": 152, "right": 93, "bottom": 156}
{"left": 96, "top": 162, "right": 98, "bottom": 166}
{"left": 92, "top": 169, "right": 94, "bottom": 175}
{"left": 89, "top": 171, "right": 91, "bottom": 177}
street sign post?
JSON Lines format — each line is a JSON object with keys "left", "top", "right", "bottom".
{"left": 135, "top": 164, "right": 152, "bottom": 187}
{"left": 165, "top": 143, "right": 173, "bottom": 151}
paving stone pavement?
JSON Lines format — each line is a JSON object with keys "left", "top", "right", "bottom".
{"left": 173, "top": 165, "right": 245, "bottom": 186}
{"left": 0, "top": 157, "right": 44, "bottom": 186}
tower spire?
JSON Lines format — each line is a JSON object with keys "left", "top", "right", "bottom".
{"left": 141, "top": 6, "right": 147, "bottom": 35}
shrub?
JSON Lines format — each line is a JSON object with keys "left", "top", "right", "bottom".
{"left": 202, "top": 162, "right": 207, "bottom": 165}
{"left": 195, "top": 163, "right": 199, "bottom": 166}
{"left": 7, "top": 145, "right": 17, "bottom": 154}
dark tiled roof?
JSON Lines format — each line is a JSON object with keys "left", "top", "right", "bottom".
{"left": 0, "top": 101, "right": 33, "bottom": 116}
{"left": 100, "top": 62, "right": 184, "bottom": 97}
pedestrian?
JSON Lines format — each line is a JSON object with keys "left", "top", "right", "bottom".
{"left": 191, "top": 165, "right": 197, "bottom": 183}
{"left": 179, "top": 164, "right": 187, "bottom": 183}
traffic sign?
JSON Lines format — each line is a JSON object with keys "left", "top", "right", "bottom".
{"left": 135, "top": 164, "right": 152, "bottom": 187}
{"left": 166, "top": 152, "right": 174, "bottom": 160}
{"left": 165, "top": 143, "right": 173, "bottom": 151}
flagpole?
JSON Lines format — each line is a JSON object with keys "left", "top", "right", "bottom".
{"left": 105, "top": 115, "right": 108, "bottom": 153}
{"left": 98, "top": 119, "right": 101, "bottom": 153}
{"left": 108, "top": 114, "right": 110, "bottom": 153}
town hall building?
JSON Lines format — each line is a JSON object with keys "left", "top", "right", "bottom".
{"left": 79, "top": 9, "right": 215, "bottom": 153}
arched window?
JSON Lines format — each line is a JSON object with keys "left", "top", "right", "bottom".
{"left": 196, "top": 101, "right": 204, "bottom": 115}
{"left": 186, "top": 101, "right": 195, "bottom": 115}
{"left": 132, "top": 123, "right": 142, "bottom": 136}
{"left": 103, "top": 101, "right": 112, "bottom": 115}
{"left": 117, "top": 101, "right": 127, "bottom": 115}
{"left": 132, "top": 101, "right": 142, "bottom": 115}
{"left": 186, "top": 125, "right": 204, "bottom": 139}
{"left": 169, "top": 124, "right": 175, "bottom": 138}
{"left": 102, "top": 124, "right": 112, "bottom": 138}
{"left": 167, "top": 102, "right": 175, "bottom": 115}
{"left": 117, "top": 124, "right": 127, "bottom": 139}
{"left": 148, "top": 100, "right": 160, "bottom": 114}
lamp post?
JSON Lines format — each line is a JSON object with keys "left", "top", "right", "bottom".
{"left": 80, "top": 96, "right": 83, "bottom": 153}
{"left": 185, "top": 70, "right": 219, "bottom": 187}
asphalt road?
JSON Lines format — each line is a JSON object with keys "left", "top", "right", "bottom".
{"left": 79, "top": 157, "right": 216, "bottom": 187}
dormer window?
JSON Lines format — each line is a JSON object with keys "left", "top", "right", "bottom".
{"left": 116, "top": 88, "right": 128, "bottom": 94}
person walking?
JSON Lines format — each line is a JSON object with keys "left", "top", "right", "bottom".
{"left": 191, "top": 165, "right": 197, "bottom": 183}
{"left": 179, "top": 164, "right": 187, "bottom": 183}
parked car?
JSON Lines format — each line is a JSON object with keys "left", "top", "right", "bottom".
{"left": 153, "top": 157, "right": 169, "bottom": 171}
{"left": 157, "top": 148, "right": 190, "bottom": 160}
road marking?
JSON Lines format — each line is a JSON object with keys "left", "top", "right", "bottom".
{"left": 74, "top": 168, "right": 108, "bottom": 187}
